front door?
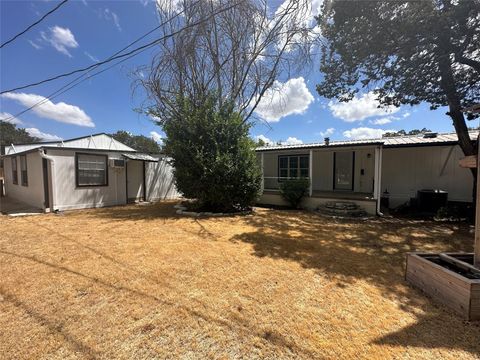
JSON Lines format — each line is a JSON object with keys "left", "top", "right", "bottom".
{"left": 126, "top": 160, "right": 144, "bottom": 202}
{"left": 334, "top": 151, "right": 354, "bottom": 191}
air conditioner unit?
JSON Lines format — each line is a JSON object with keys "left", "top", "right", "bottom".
{"left": 109, "top": 159, "right": 125, "bottom": 168}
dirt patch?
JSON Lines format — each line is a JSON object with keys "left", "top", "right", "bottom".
{"left": 1, "top": 201, "right": 479, "bottom": 359}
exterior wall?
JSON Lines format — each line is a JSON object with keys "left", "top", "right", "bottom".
{"left": 47, "top": 149, "right": 127, "bottom": 211}
{"left": 3, "top": 151, "right": 45, "bottom": 209}
{"left": 145, "top": 157, "right": 181, "bottom": 201}
{"left": 261, "top": 146, "right": 376, "bottom": 194}
{"left": 257, "top": 193, "right": 377, "bottom": 215}
{"left": 381, "top": 145, "right": 473, "bottom": 207}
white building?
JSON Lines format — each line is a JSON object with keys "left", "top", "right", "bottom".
{"left": 0, "top": 133, "right": 180, "bottom": 212}
{"left": 256, "top": 131, "right": 477, "bottom": 215}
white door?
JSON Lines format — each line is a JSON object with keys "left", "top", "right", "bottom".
{"left": 334, "top": 151, "right": 354, "bottom": 191}
{"left": 126, "top": 160, "right": 144, "bottom": 202}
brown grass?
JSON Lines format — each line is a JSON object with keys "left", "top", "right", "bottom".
{"left": 1, "top": 201, "right": 480, "bottom": 359}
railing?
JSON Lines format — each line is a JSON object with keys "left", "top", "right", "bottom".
{"left": 263, "top": 176, "right": 310, "bottom": 191}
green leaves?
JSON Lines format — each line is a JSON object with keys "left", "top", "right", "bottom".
{"left": 161, "top": 93, "right": 261, "bottom": 212}
{"left": 279, "top": 178, "right": 310, "bottom": 209}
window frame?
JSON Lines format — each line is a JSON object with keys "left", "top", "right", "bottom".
{"left": 20, "top": 154, "right": 28, "bottom": 186}
{"left": 277, "top": 154, "right": 309, "bottom": 181}
{"left": 75, "top": 152, "right": 109, "bottom": 188}
{"left": 12, "top": 157, "right": 18, "bottom": 185}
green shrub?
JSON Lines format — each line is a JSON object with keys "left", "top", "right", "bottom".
{"left": 279, "top": 178, "right": 310, "bottom": 208}
{"left": 157, "top": 94, "right": 262, "bottom": 213}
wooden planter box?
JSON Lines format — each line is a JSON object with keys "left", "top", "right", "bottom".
{"left": 406, "top": 253, "right": 480, "bottom": 321}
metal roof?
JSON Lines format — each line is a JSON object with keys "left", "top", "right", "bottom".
{"left": 256, "top": 131, "right": 479, "bottom": 152}
{"left": 4, "top": 133, "right": 136, "bottom": 156}
{"left": 122, "top": 153, "right": 158, "bottom": 162}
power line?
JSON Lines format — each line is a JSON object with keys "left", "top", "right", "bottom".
{"left": 1, "top": 0, "right": 244, "bottom": 123}
{"left": 0, "top": 0, "right": 70, "bottom": 49}
{"left": 0, "top": 0, "right": 242, "bottom": 95}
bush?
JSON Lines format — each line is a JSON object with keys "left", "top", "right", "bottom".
{"left": 279, "top": 178, "right": 310, "bottom": 208}
{"left": 158, "top": 94, "right": 261, "bottom": 213}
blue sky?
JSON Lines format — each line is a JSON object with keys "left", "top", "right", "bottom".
{"left": 0, "top": 0, "right": 463, "bottom": 145}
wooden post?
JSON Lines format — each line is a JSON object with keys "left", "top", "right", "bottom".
{"left": 260, "top": 152, "right": 264, "bottom": 194}
{"left": 309, "top": 149, "right": 313, "bottom": 197}
{"left": 475, "top": 145, "right": 480, "bottom": 268}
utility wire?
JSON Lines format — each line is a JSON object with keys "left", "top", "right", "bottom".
{"left": 1, "top": 0, "right": 244, "bottom": 123}
{"left": 0, "top": 0, "right": 70, "bottom": 49}
{"left": 0, "top": 0, "right": 242, "bottom": 95}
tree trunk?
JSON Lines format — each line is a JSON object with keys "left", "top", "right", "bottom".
{"left": 438, "top": 55, "right": 475, "bottom": 157}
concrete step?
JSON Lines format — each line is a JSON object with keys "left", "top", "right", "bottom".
{"left": 318, "top": 201, "right": 368, "bottom": 218}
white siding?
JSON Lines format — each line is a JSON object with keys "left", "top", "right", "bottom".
{"left": 3, "top": 151, "right": 45, "bottom": 209}
{"left": 381, "top": 145, "right": 473, "bottom": 207}
{"left": 145, "top": 157, "right": 180, "bottom": 201}
{"left": 47, "top": 149, "right": 127, "bottom": 211}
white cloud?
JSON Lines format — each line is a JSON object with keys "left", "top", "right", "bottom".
{"left": 150, "top": 131, "right": 163, "bottom": 143}
{"left": 41, "top": 26, "right": 79, "bottom": 57}
{"left": 254, "top": 77, "right": 314, "bottom": 122}
{"left": 2, "top": 92, "right": 94, "bottom": 127}
{"left": 26, "top": 127, "right": 62, "bottom": 141}
{"left": 319, "top": 127, "right": 335, "bottom": 137}
{"left": 343, "top": 127, "right": 395, "bottom": 140}
{"left": 84, "top": 51, "right": 99, "bottom": 62}
{"left": 28, "top": 40, "right": 41, "bottom": 50}
{"left": 329, "top": 92, "right": 399, "bottom": 122}
{"left": 370, "top": 117, "right": 392, "bottom": 125}
{"left": 0, "top": 112, "right": 23, "bottom": 125}
{"left": 254, "top": 134, "right": 273, "bottom": 145}
{"left": 402, "top": 111, "right": 411, "bottom": 118}
{"left": 103, "top": 8, "right": 122, "bottom": 31}
{"left": 282, "top": 137, "right": 303, "bottom": 145}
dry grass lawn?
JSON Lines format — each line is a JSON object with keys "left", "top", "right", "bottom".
{"left": 1, "top": 201, "right": 480, "bottom": 359}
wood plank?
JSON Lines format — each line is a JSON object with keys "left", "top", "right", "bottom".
{"left": 476, "top": 137, "right": 480, "bottom": 268}
{"left": 439, "top": 253, "right": 480, "bottom": 276}
{"left": 408, "top": 254, "right": 475, "bottom": 289}
{"left": 459, "top": 155, "right": 477, "bottom": 168}
{"left": 406, "top": 254, "right": 472, "bottom": 318}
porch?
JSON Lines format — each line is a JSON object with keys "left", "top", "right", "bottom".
{"left": 257, "top": 144, "right": 383, "bottom": 215}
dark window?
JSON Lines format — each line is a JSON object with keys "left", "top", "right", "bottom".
{"left": 20, "top": 155, "right": 28, "bottom": 186}
{"left": 278, "top": 155, "right": 309, "bottom": 179}
{"left": 76, "top": 153, "right": 108, "bottom": 187}
{"left": 12, "top": 157, "right": 18, "bottom": 185}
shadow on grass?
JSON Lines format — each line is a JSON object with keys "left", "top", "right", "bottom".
{"left": 0, "top": 249, "right": 315, "bottom": 358}
{"left": 229, "top": 209, "right": 480, "bottom": 355}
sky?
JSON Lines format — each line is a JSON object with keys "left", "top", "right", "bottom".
{"left": 0, "top": 0, "right": 466, "bottom": 146}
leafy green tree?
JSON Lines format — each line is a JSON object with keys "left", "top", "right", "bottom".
{"left": 153, "top": 94, "right": 261, "bottom": 212}
{"left": 0, "top": 121, "right": 40, "bottom": 155}
{"left": 111, "top": 131, "right": 162, "bottom": 154}
{"left": 316, "top": 0, "right": 480, "bottom": 157}
{"left": 280, "top": 178, "right": 310, "bottom": 209}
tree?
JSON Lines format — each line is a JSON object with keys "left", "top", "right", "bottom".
{"left": 110, "top": 130, "right": 162, "bottom": 154}
{"left": 136, "top": 0, "right": 316, "bottom": 210}
{"left": 158, "top": 94, "right": 261, "bottom": 212}
{"left": 383, "top": 128, "right": 432, "bottom": 138}
{"left": 0, "top": 121, "right": 40, "bottom": 155}
{"left": 316, "top": 0, "right": 480, "bottom": 157}
{"left": 137, "top": 0, "right": 315, "bottom": 122}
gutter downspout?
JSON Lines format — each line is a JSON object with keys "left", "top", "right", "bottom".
{"left": 39, "top": 149, "right": 56, "bottom": 212}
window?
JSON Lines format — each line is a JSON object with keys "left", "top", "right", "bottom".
{"left": 76, "top": 153, "right": 108, "bottom": 187}
{"left": 278, "top": 155, "right": 309, "bottom": 179}
{"left": 20, "top": 155, "right": 28, "bottom": 186}
{"left": 12, "top": 157, "right": 18, "bottom": 185}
